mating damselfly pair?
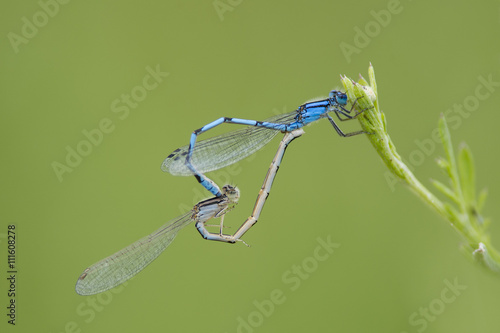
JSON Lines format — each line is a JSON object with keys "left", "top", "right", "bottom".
{"left": 75, "top": 89, "right": 366, "bottom": 295}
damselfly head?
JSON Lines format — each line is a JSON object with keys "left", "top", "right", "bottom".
{"left": 329, "top": 90, "right": 348, "bottom": 106}
{"left": 222, "top": 185, "right": 240, "bottom": 203}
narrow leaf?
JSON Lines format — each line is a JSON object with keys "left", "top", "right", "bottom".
{"left": 368, "top": 63, "right": 378, "bottom": 99}
{"left": 435, "top": 157, "right": 454, "bottom": 182}
{"left": 358, "top": 75, "right": 369, "bottom": 86}
{"left": 477, "top": 188, "right": 488, "bottom": 213}
{"left": 443, "top": 202, "right": 461, "bottom": 227}
{"left": 435, "top": 157, "right": 450, "bottom": 171}
{"left": 439, "top": 115, "right": 460, "bottom": 192}
{"left": 431, "top": 179, "right": 459, "bottom": 204}
{"left": 458, "top": 142, "right": 476, "bottom": 205}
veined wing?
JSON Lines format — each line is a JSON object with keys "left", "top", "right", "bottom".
{"left": 75, "top": 211, "right": 195, "bottom": 296}
{"left": 161, "top": 111, "right": 298, "bottom": 176}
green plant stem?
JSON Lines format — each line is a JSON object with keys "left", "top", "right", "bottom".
{"left": 341, "top": 64, "right": 500, "bottom": 274}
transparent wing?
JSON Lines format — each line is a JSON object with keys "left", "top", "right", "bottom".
{"left": 75, "top": 211, "right": 195, "bottom": 296}
{"left": 162, "top": 111, "right": 298, "bottom": 176}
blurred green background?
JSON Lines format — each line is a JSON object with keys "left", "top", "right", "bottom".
{"left": 2, "top": 1, "right": 500, "bottom": 332}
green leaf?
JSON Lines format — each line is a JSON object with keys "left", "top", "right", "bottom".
{"left": 477, "top": 188, "right": 488, "bottom": 213}
{"left": 443, "top": 202, "right": 461, "bottom": 225}
{"left": 431, "top": 179, "right": 459, "bottom": 204}
{"left": 435, "top": 157, "right": 448, "bottom": 170}
{"left": 458, "top": 142, "right": 476, "bottom": 205}
{"left": 435, "top": 157, "right": 455, "bottom": 183}
{"left": 438, "top": 115, "right": 464, "bottom": 201}
{"left": 358, "top": 75, "right": 369, "bottom": 86}
{"left": 438, "top": 115, "right": 456, "bottom": 171}
{"left": 368, "top": 63, "right": 378, "bottom": 107}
